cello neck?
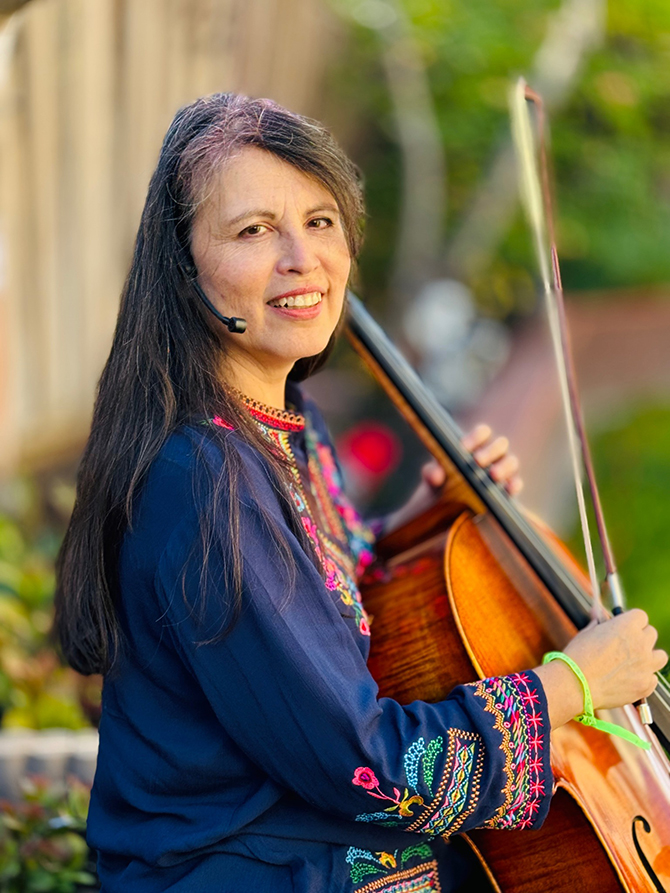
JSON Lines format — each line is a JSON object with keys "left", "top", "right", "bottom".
{"left": 346, "top": 290, "right": 591, "bottom": 629}
{"left": 346, "top": 291, "right": 670, "bottom": 747}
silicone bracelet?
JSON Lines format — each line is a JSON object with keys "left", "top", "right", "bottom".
{"left": 542, "top": 651, "right": 650, "bottom": 751}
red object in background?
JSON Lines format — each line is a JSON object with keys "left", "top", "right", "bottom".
{"left": 337, "top": 422, "right": 402, "bottom": 503}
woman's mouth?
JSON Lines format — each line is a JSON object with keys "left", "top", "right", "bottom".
{"left": 267, "top": 292, "right": 323, "bottom": 308}
{"left": 267, "top": 291, "right": 324, "bottom": 319}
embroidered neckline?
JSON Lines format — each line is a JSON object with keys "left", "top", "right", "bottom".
{"left": 208, "top": 392, "right": 375, "bottom": 638}
{"left": 208, "top": 392, "right": 305, "bottom": 432}
{"left": 247, "top": 411, "right": 373, "bottom": 637}
{"left": 237, "top": 392, "right": 305, "bottom": 432}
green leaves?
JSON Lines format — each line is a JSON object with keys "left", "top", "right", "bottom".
{"left": 0, "top": 513, "right": 96, "bottom": 731}
{"left": 569, "top": 404, "right": 670, "bottom": 665}
{"left": 0, "top": 778, "right": 96, "bottom": 892}
{"left": 328, "top": 0, "right": 670, "bottom": 308}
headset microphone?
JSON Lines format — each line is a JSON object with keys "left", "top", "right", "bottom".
{"left": 193, "top": 280, "right": 247, "bottom": 333}
{"left": 184, "top": 261, "right": 247, "bottom": 334}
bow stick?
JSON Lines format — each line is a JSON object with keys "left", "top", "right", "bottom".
{"left": 509, "top": 76, "right": 653, "bottom": 726}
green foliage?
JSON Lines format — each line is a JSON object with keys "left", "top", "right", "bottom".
{"left": 0, "top": 514, "right": 97, "bottom": 731}
{"left": 548, "top": 2, "right": 670, "bottom": 290}
{"left": 0, "top": 777, "right": 96, "bottom": 892}
{"left": 328, "top": 0, "right": 670, "bottom": 312}
{"left": 569, "top": 404, "right": 670, "bottom": 657}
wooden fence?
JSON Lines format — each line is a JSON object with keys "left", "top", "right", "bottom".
{"left": 0, "top": 0, "right": 336, "bottom": 472}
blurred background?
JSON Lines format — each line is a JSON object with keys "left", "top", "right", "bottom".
{"left": 0, "top": 0, "right": 669, "bottom": 883}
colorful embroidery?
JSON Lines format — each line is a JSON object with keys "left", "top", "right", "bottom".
{"left": 209, "top": 396, "right": 303, "bottom": 432}
{"left": 469, "top": 672, "right": 546, "bottom": 830}
{"left": 210, "top": 415, "right": 234, "bottom": 431}
{"left": 215, "top": 398, "right": 375, "bottom": 636}
{"left": 346, "top": 844, "right": 438, "bottom": 890}
{"left": 353, "top": 729, "right": 483, "bottom": 837}
{"left": 353, "top": 861, "right": 441, "bottom": 893}
{"left": 347, "top": 847, "right": 396, "bottom": 884}
{"left": 306, "top": 428, "right": 376, "bottom": 578}
{"left": 352, "top": 765, "right": 424, "bottom": 818}
{"left": 239, "top": 395, "right": 305, "bottom": 432}
{"left": 278, "top": 424, "right": 372, "bottom": 633}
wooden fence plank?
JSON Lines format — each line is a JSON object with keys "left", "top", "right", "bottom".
{"left": 0, "top": 0, "right": 335, "bottom": 473}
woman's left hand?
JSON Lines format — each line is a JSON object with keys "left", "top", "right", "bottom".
{"left": 383, "top": 424, "right": 522, "bottom": 534}
{"left": 461, "top": 423, "right": 523, "bottom": 496}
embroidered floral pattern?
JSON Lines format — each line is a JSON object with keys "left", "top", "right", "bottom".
{"left": 306, "top": 429, "right": 376, "bottom": 578}
{"left": 276, "top": 424, "right": 372, "bottom": 633}
{"left": 211, "top": 400, "right": 375, "bottom": 636}
{"left": 469, "top": 672, "right": 546, "bottom": 830}
{"left": 352, "top": 767, "right": 379, "bottom": 789}
{"left": 352, "top": 767, "right": 424, "bottom": 818}
{"left": 346, "top": 844, "right": 438, "bottom": 891}
{"left": 353, "top": 729, "right": 483, "bottom": 838}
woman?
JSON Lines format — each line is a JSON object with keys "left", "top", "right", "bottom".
{"left": 55, "top": 94, "right": 665, "bottom": 892}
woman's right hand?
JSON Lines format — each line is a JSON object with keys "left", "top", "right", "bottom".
{"left": 535, "top": 609, "right": 667, "bottom": 730}
{"left": 564, "top": 609, "right": 667, "bottom": 710}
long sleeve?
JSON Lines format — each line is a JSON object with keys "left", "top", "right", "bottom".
{"left": 153, "top": 431, "right": 553, "bottom": 840}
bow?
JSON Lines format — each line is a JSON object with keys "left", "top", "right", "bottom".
{"left": 510, "top": 76, "right": 653, "bottom": 725}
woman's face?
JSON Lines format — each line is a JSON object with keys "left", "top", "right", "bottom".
{"left": 190, "top": 146, "right": 352, "bottom": 384}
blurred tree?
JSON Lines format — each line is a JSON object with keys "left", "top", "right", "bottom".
{"left": 327, "top": 0, "right": 670, "bottom": 316}
{"left": 0, "top": 776, "right": 97, "bottom": 891}
{"left": 549, "top": 2, "right": 670, "bottom": 290}
{"left": 332, "top": 0, "right": 447, "bottom": 322}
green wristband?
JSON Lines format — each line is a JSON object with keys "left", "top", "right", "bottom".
{"left": 542, "top": 651, "right": 651, "bottom": 751}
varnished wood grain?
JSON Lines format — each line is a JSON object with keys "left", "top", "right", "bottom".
{"left": 467, "top": 787, "right": 625, "bottom": 893}
{"left": 446, "top": 512, "right": 575, "bottom": 679}
{"left": 363, "top": 538, "right": 478, "bottom": 705}
{"left": 363, "top": 507, "right": 670, "bottom": 892}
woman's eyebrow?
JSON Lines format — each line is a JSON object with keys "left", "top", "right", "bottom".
{"left": 226, "top": 208, "right": 277, "bottom": 227}
{"left": 225, "top": 203, "right": 340, "bottom": 228}
{"left": 307, "top": 204, "right": 339, "bottom": 216}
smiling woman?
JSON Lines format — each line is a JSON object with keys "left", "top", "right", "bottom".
{"left": 190, "top": 147, "right": 351, "bottom": 406}
{"left": 52, "top": 93, "right": 665, "bottom": 893}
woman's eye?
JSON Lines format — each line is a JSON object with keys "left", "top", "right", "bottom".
{"left": 308, "top": 217, "right": 334, "bottom": 229}
{"left": 240, "top": 223, "right": 269, "bottom": 237}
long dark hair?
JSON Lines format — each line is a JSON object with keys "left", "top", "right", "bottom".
{"left": 54, "top": 94, "right": 365, "bottom": 676}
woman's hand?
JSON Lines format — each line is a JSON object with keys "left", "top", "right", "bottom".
{"left": 382, "top": 424, "right": 522, "bottom": 534}
{"left": 421, "top": 423, "right": 523, "bottom": 499}
{"left": 462, "top": 423, "right": 523, "bottom": 496}
{"left": 565, "top": 610, "right": 667, "bottom": 710}
{"left": 535, "top": 610, "right": 668, "bottom": 730}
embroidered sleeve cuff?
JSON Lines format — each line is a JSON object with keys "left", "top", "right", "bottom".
{"left": 351, "top": 728, "right": 485, "bottom": 837}
{"left": 466, "top": 670, "right": 553, "bottom": 831}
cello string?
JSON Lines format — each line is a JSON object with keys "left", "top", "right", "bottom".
{"left": 509, "top": 78, "right": 604, "bottom": 620}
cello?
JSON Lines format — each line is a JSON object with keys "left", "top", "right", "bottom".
{"left": 345, "top": 81, "right": 670, "bottom": 893}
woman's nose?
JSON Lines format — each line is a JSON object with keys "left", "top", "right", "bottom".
{"left": 276, "top": 231, "right": 319, "bottom": 275}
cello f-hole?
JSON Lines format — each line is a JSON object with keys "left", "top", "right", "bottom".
{"left": 632, "top": 815, "right": 667, "bottom": 893}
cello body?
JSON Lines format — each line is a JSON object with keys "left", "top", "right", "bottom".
{"left": 361, "top": 508, "right": 670, "bottom": 892}
{"left": 347, "top": 294, "right": 670, "bottom": 892}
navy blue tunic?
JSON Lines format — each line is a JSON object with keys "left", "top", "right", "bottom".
{"left": 87, "top": 388, "right": 553, "bottom": 892}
